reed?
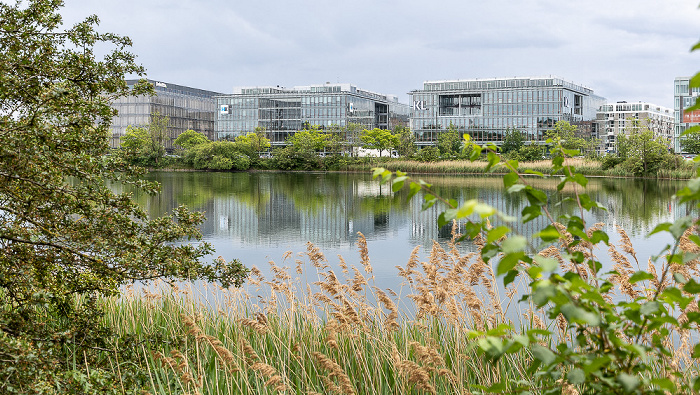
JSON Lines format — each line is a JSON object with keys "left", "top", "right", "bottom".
{"left": 99, "top": 226, "right": 699, "bottom": 394}
{"left": 347, "top": 158, "right": 698, "bottom": 179}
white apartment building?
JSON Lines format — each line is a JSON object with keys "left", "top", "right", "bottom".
{"left": 596, "top": 101, "right": 673, "bottom": 154}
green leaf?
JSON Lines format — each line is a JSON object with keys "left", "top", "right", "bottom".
{"left": 567, "top": 368, "right": 585, "bottom": 385}
{"left": 497, "top": 252, "right": 525, "bottom": 275}
{"left": 535, "top": 225, "right": 561, "bottom": 242}
{"left": 503, "top": 171, "right": 519, "bottom": 189}
{"left": 628, "top": 271, "right": 654, "bottom": 284}
{"left": 684, "top": 278, "right": 700, "bottom": 294}
{"left": 487, "top": 226, "right": 510, "bottom": 243}
{"left": 407, "top": 181, "right": 421, "bottom": 201}
{"left": 617, "top": 373, "right": 639, "bottom": 392}
{"left": 560, "top": 304, "right": 601, "bottom": 325}
{"left": 639, "top": 301, "right": 659, "bottom": 316}
{"left": 501, "top": 235, "right": 527, "bottom": 253}
{"left": 533, "top": 255, "right": 559, "bottom": 272}
{"left": 530, "top": 344, "right": 556, "bottom": 365}
{"left": 504, "top": 269, "right": 519, "bottom": 286}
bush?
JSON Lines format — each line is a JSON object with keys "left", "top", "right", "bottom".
{"left": 417, "top": 146, "right": 440, "bottom": 162}
{"left": 185, "top": 141, "right": 251, "bottom": 170}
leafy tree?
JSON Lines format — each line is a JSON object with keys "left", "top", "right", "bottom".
{"left": 617, "top": 120, "right": 675, "bottom": 176}
{"left": 290, "top": 126, "right": 334, "bottom": 153}
{"left": 174, "top": 129, "right": 210, "bottom": 151}
{"left": 360, "top": 128, "right": 399, "bottom": 157}
{"left": 0, "top": 1, "right": 247, "bottom": 392}
{"left": 417, "top": 146, "right": 440, "bottom": 162}
{"left": 501, "top": 128, "right": 524, "bottom": 155}
{"left": 514, "top": 144, "right": 544, "bottom": 161}
{"left": 234, "top": 132, "right": 272, "bottom": 160}
{"left": 545, "top": 120, "right": 598, "bottom": 155}
{"left": 436, "top": 124, "right": 462, "bottom": 157}
{"left": 119, "top": 112, "right": 169, "bottom": 167}
{"left": 345, "top": 123, "right": 364, "bottom": 156}
{"left": 393, "top": 126, "right": 416, "bottom": 157}
{"left": 184, "top": 141, "right": 251, "bottom": 170}
{"left": 680, "top": 129, "right": 700, "bottom": 154}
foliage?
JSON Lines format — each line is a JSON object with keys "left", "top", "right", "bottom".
{"left": 436, "top": 124, "right": 463, "bottom": 157}
{"left": 360, "top": 127, "right": 399, "bottom": 157}
{"left": 173, "top": 129, "right": 209, "bottom": 151}
{"left": 234, "top": 132, "right": 271, "bottom": 159}
{"left": 617, "top": 121, "right": 677, "bottom": 177}
{"left": 393, "top": 126, "right": 416, "bottom": 157}
{"left": 119, "top": 112, "right": 169, "bottom": 167}
{"left": 681, "top": 130, "right": 700, "bottom": 154}
{"left": 184, "top": 141, "right": 251, "bottom": 170}
{"left": 416, "top": 146, "right": 440, "bottom": 162}
{"left": 501, "top": 128, "right": 525, "bottom": 155}
{"left": 601, "top": 153, "right": 624, "bottom": 170}
{"left": 545, "top": 120, "right": 598, "bottom": 156}
{"left": 512, "top": 144, "right": 544, "bottom": 162}
{"left": 373, "top": 130, "right": 700, "bottom": 393}
{"left": 0, "top": 1, "right": 247, "bottom": 392}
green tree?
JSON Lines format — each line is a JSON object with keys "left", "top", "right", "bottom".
{"left": 393, "top": 126, "right": 416, "bottom": 157}
{"left": 360, "top": 128, "right": 399, "bottom": 157}
{"left": 680, "top": 129, "right": 700, "bottom": 153}
{"left": 0, "top": 1, "right": 247, "bottom": 392}
{"left": 174, "top": 129, "right": 210, "bottom": 151}
{"left": 617, "top": 120, "right": 675, "bottom": 176}
{"left": 234, "top": 132, "right": 272, "bottom": 159}
{"left": 545, "top": 120, "right": 598, "bottom": 155}
{"left": 119, "top": 112, "right": 169, "bottom": 166}
{"left": 436, "top": 124, "right": 462, "bottom": 157}
{"left": 501, "top": 128, "right": 524, "bottom": 155}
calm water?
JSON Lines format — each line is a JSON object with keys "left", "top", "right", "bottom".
{"left": 127, "top": 172, "right": 693, "bottom": 291}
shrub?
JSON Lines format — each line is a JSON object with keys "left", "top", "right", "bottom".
{"left": 417, "top": 146, "right": 440, "bottom": 162}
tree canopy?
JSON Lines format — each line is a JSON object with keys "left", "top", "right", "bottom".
{"left": 436, "top": 125, "right": 462, "bottom": 157}
{"left": 360, "top": 128, "right": 399, "bottom": 157}
{"left": 0, "top": 0, "right": 246, "bottom": 391}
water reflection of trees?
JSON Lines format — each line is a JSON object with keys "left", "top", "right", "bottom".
{"left": 116, "top": 172, "right": 695, "bottom": 249}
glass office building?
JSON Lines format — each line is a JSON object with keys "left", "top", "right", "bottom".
{"left": 674, "top": 77, "right": 700, "bottom": 153}
{"left": 109, "top": 79, "right": 222, "bottom": 149}
{"left": 216, "top": 83, "right": 410, "bottom": 143}
{"left": 409, "top": 76, "right": 606, "bottom": 145}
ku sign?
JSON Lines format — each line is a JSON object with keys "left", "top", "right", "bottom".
{"left": 220, "top": 105, "right": 230, "bottom": 114}
{"left": 413, "top": 100, "right": 426, "bottom": 111}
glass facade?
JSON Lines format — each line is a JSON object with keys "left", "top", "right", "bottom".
{"left": 674, "top": 77, "right": 700, "bottom": 153}
{"left": 216, "top": 83, "right": 410, "bottom": 144}
{"left": 408, "top": 77, "right": 606, "bottom": 145}
{"left": 109, "top": 80, "right": 222, "bottom": 149}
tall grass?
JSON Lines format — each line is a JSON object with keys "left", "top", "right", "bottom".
{"left": 98, "top": 223, "right": 700, "bottom": 394}
{"left": 347, "top": 158, "right": 698, "bottom": 179}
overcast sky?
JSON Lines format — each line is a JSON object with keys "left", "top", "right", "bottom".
{"left": 59, "top": 0, "right": 700, "bottom": 107}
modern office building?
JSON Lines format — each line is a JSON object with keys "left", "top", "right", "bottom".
{"left": 109, "top": 79, "right": 222, "bottom": 149}
{"left": 215, "top": 83, "right": 410, "bottom": 144}
{"left": 595, "top": 102, "right": 673, "bottom": 154}
{"left": 408, "top": 76, "right": 606, "bottom": 146}
{"left": 674, "top": 77, "right": 700, "bottom": 153}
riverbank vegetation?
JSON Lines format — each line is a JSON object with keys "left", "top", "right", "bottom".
{"left": 121, "top": 122, "right": 695, "bottom": 179}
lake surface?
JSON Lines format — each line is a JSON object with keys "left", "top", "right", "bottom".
{"left": 128, "top": 171, "right": 693, "bottom": 292}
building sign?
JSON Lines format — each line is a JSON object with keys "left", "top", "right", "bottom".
{"left": 348, "top": 103, "right": 354, "bottom": 114}
{"left": 220, "top": 105, "right": 230, "bottom": 114}
{"left": 684, "top": 108, "right": 700, "bottom": 123}
{"left": 154, "top": 81, "right": 167, "bottom": 88}
{"left": 413, "top": 100, "right": 426, "bottom": 111}
{"left": 563, "top": 97, "right": 570, "bottom": 108}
